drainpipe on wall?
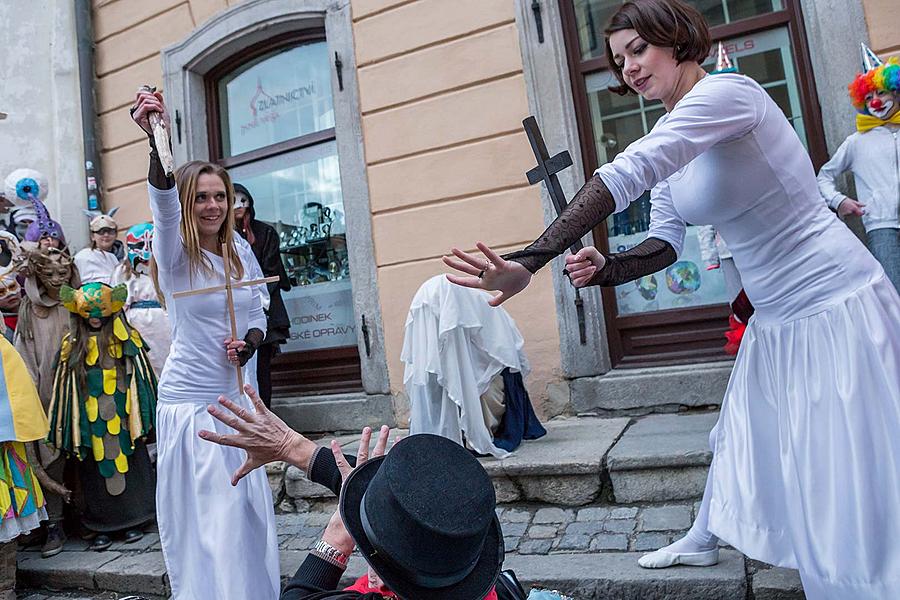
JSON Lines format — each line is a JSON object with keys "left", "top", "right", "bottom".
{"left": 74, "top": 0, "right": 102, "bottom": 214}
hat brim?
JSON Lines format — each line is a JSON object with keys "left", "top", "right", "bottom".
{"left": 340, "top": 456, "right": 504, "bottom": 600}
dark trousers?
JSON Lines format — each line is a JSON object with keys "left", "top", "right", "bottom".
{"left": 257, "top": 343, "right": 277, "bottom": 408}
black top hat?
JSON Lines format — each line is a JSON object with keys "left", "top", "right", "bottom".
{"left": 340, "top": 434, "right": 504, "bottom": 600}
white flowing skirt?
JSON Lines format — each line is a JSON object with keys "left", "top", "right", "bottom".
{"left": 708, "top": 275, "right": 900, "bottom": 599}
{"left": 156, "top": 394, "right": 279, "bottom": 600}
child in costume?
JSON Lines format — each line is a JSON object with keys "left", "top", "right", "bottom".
{"left": 818, "top": 45, "right": 900, "bottom": 291}
{"left": 0, "top": 229, "right": 71, "bottom": 592}
{"left": 74, "top": 208, "right": 122, "bottom": 285}
{"left": 0, "top": 337, "right": 54, "bottom": 599}
{"left": 112, "top": 223, "right": 171, "bottom": 376}
{"left": 3, "top": 169, "right": 62, "bottom": 252}
{"left": 47, "top": 282, "right": 158, "bottom": 551}
{"left": 0, "top": 274, "right": 64, "bottom": 598}
{"left": 6, "top": 170, "right": 79, "bottom": 557}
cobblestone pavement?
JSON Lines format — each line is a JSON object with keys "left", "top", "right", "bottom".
{"left": 16, "top": 500, "right": 699, "bottom": 598}
{"left": 272, "top": 499, "right": 699, "bottom": 557}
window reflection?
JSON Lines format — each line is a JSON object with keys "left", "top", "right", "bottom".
{"left": 572, "top": 0, "right": 784, "bottom": 60}
{"left": 229, "top": 142, "right": 348, "bottom": 287}
{"left": 218, "top": 42, "right": 335, "bottom": 157}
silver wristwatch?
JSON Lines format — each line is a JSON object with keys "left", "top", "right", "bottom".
{"left": 312, "top": 539, "right": 349, "bottom": 569}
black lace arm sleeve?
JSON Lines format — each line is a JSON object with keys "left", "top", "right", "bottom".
{"left": 503, "top": 175, "right": 616, "bottom": 274}
{"left": 236, "top": 327, "right": 265, "bottom": 366}
{"left": 585, "top": 237, "right": 676, "bottom": 287}
{"left": 147, "top": 136, "right": 175, "bottom": 190}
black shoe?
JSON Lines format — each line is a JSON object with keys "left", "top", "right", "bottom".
{"left": 124, "top": 529, "right": 144, "bottom": 544}
{"left": 90, "top": 534, "right": 112, "bottom": 551}
{"left": 41, "top": 523, "right": 66, "bottom": 558}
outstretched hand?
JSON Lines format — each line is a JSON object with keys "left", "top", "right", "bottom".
{"left": 323, "top": 425, "right": 396, "bottom": 556}
{"left": 198, "top": 384, "right": 315, "bottom": 486}
{"left": 443, "top": 242, "right": 532, "bottom": 306}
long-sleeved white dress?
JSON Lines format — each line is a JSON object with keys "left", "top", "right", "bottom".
{"left": 597, "top": 73, "right": 900, "bottom": 599}
{"left": 148, "top": 183, "right": 279, "bottom": 600}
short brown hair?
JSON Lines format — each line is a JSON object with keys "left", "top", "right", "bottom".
{"left": 604, "top": 0, "right": 711, "bottom": 95}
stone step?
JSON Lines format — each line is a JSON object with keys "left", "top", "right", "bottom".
{"left": 277, "top": 417, "right": 632, "bottom": 508}
{"left": 278, "top": 412, "right": 722, "bottom": 509}
{"left": 506, "top": 550, "right": 747, "bottom": 599}
{"left": 18, "top": 548, "right": 755, "bottom": 599}
{"left": 271, "top": 392, "right": 397, "bottom": 434}
{"left": 478, "top": 417, "right": 629, "bottom": 506}
{"left": 751, "top": 567, "right": 806, "bottom": 600}
{"left": 571, "top": 362, "right": 733, "bottom": 416}
{"left": 607, "top": 411, "right": 718, "bottom": 504}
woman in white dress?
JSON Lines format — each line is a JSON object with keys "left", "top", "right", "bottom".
{"left": 444, "top": 1, "right": 899, "bottom": 598}
{"left": 130, "top": 90, "right": 279, "bottom": 600}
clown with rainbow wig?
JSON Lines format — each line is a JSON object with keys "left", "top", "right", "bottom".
{"left": 818, "top": 43, "right": 900, "bottom": 290}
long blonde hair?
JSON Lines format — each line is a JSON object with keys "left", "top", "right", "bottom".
{"left": 161, "top": 161, "right": 244, "bottom": 286}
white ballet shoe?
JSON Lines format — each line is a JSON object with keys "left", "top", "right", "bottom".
{"left": 637, "top": 547, "right": 719, "bottom": 569}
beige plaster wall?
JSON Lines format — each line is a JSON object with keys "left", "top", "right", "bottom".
{"left": 351, "top": 0, "right": 563, "bottom": 414}
{"left": 861, "top": 0, "right": 900, "bottom": 59}
{"left": 92, "top": 0, "right": 237, "bottom": 231}
{"left": 91, "top": 0, "right": 564, "bottom": 413}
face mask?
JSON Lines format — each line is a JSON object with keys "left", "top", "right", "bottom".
{"left": 34, "top": 251, "right": 73, "bottom": 291}
{"left": 126, "top": 222, "right": 154, "bottom": 268}
{"left": 233, "top": 193, "right": 250, "bottom": 211}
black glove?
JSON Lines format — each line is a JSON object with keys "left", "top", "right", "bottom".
{"left": 236, "top": 328, "right": 265, "bottom": 367}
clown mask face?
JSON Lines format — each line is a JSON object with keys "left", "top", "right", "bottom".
{"left": 865, "top": 90, "right": 899, "bottom": 120}
{"left": 126, "top": 222, "right": 154, "bottom": 268}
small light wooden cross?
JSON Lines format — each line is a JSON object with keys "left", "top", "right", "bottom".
{"left": 172, "top": 243, "right": 279, "bottom": 391}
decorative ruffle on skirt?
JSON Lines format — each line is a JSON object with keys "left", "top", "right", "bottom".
{"left": 708, "top": 275, "right": 900, "bottom": 599}
{"left": 0, "top": 441, "right": 47, "bottom": 542}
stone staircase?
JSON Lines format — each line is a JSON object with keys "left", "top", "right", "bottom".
{"left": 18, "top": 409, "right": 806, "bottom": 599}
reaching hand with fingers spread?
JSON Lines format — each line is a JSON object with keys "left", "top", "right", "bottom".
{"left": 442, "top": 241, "right": 532, "bottom": 306}
{"left": 322, "top": 426, "right": 393, "bottom": 557}
{"left": 198, "top": 383, "right": 317, "bottom": 486}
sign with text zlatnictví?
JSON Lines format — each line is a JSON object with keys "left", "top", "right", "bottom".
{"left": 281, "top": 279, "right": 357, "bottom": 352}
{"left": 219, "top": 41, "right": 335, "bottom": 157}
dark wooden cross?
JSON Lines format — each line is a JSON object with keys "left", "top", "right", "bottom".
{"left": 522, "top": 116, "right": 587, "bottom": 343}
{"left": 523, "top": 116, "right": 583, "bottom": 253}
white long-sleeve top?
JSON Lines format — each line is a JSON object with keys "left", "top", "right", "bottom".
{"left": 73, "top": 247, "right": 120, "bottom": 285}
{"left": 148, "top": 183, "right": 266, "bottom": 404}
{"left": 595, "top": 73, "right": 882, "bottom": 323}
{"left": 816, "top": 126, "right": 900, "bottom": 232}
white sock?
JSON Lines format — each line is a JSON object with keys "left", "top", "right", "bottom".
{"left": 654, "top": 425, "right": 719, "bottom": 554}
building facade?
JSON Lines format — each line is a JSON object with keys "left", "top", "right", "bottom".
{"left": 50, "top": 0, "right": 900, "bottom": 428}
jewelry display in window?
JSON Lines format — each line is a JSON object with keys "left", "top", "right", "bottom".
{"left": 274, "top": 202, "right": 349, "bottom": 287}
